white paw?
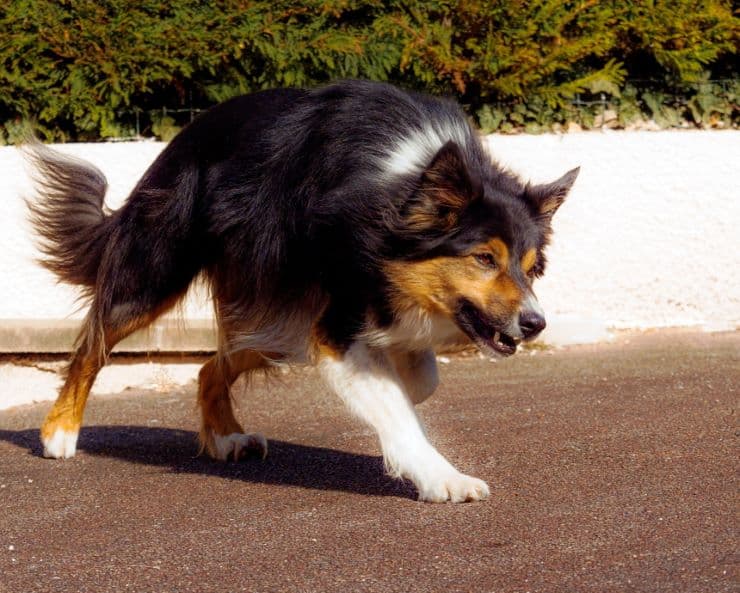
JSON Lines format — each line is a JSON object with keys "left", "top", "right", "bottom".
{"left": 213, "top": 432, "right": 268, "bottom": 461}
{"left": 415, "top": 471, "right": 490, "bottom": 503}
{"left": 42, "top": 427, "right": 79, "bottom": 459}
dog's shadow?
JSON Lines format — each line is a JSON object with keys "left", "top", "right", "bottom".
{"left": 0, "top": 426, "right": 417, "bottom": 500}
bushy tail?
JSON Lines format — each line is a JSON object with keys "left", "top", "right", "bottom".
{"left": 25, "top": 142, "right": 111, "bottom": 289}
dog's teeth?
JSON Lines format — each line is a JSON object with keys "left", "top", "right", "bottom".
{"left": 493, "top": 331, "right": 500, "bottom": 343}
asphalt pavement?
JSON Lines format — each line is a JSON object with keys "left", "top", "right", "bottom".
{"left": 0, "top": 330, "right": 737, "bottom": 593}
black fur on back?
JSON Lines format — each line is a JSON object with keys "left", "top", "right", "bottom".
{"left": 26, "top": 80, "right": 551, "bottom": 356}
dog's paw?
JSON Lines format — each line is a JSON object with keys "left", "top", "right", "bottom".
{"left": 41, "top": 427, "right": 79, "bottom": 459}
{"left": 211, "top": 432, "right": 268, "bottom": 461}
{"left": 415, "top": 471, "right": 490, "bottom": 503}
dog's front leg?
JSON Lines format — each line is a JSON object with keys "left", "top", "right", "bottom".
{"left": 390, "top": 348, "right": 439, "bottom": 405}
{"left": 318, "top": 341, "right": 489, "bottom": 502}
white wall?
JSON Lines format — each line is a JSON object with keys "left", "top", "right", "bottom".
{"left": 485, "top": 131, "right": 739, "bottom": 331}
{"left": 1, "top": 131, "right": 738, "bottom": 344}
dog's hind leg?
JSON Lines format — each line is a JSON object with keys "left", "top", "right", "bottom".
{"left": 30, "top": 144, "right": 204, "bottom": 458}
{"left": 40, "top": 306, "right": 168, "bottom": 458}
{"left": 40, "top": 339, "right": 105, "bottom": 459}
{"left": 41, "top": 285, "right": 188, "bottom": 459}
{"left": 197, "top": 349, "right": 271, "bottom": 461}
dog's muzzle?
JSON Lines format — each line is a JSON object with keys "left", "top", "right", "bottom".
{"left": 517, "top": 293, "right": 546, "bottom": 341}
{"left": 456, "top": 292, "right": 547, "bottom": 357}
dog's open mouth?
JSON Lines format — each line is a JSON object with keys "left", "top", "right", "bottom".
{"left": 455, "top": 300, "right": 518, "bottom": 357}
{"left": 488, "top": 330, "right": 517, "bottom": 355}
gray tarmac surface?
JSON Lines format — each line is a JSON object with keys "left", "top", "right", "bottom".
{"left": 0, "top": 331, "right": 737, "bottom": 593}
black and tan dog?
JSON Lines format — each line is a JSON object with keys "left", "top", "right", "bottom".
{"left": 27, "top": 80, "right": 577, "bottom": 502}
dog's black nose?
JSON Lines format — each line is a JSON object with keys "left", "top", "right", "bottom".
{"left": 519, "top": 311, "right": 546, "bottom": 339}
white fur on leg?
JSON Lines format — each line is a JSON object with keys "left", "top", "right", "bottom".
{"left": 319, "top": 342, "right": 489, "bottom": 503}
{"left": 413, "top": 465, "right": 490, "bottom": 503}
{"left": 212, "top": 431, "right": 268, "bottom": 461}
{"left": 42, "top": 427, "right": 79, "bottom": 459}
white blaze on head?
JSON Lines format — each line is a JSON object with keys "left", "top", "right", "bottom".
{"left": 521, "top": 291, "right": 545, "bottom": 318}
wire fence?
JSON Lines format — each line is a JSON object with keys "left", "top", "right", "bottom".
{"left": 112, "top": 78, "right": 738, "bottom": 139}
{"left": 570, "top": 78, "right": 737, "bottom": 107}
{"left": 128, "top": 106, "right": 203, "bottom": 137}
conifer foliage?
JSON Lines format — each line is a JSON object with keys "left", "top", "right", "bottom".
{"left": 0, "top": 0, "right": 736, "bottom": 140}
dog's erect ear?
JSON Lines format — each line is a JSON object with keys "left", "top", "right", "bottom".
{"left": 405, "top": 141, "right": 480, "bottom": 232}
{"left": 525, "top": 167, "right": 579, "bottom": 221}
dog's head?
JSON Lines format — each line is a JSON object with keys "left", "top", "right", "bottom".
{"left": 386, "top": 141, "right": 578, "bottom": 356}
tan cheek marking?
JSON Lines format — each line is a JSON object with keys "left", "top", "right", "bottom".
{"left": 445, "top": 269, "right": 521, "bottom": 319}
{"left": 475, "top": 239, "right": 522, "bottom": 313}
{"left": 492, "top": 274, "right": 522, "bottom": 308}
{"left": 521, "top": 248, "right": 537, "bottom": 274}
{"left": 386, "top": 236, "right": 527, "bottom": 319}
{"left": 385, "top": 258, "right": 464, "bottom": 315}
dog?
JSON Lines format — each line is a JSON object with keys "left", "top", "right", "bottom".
{"left": 27, "top": 80, "right": 577, "bottom": 502}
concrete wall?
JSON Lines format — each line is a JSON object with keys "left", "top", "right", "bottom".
{"left": 1, "top": 131, "right": 738, "bottom": 352}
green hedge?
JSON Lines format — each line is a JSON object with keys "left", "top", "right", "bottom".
{"left": 0, "top": 0, "right": 736, "bottom": 141}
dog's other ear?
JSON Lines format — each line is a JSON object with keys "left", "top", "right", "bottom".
{"left": 524, "top": 167, "right": 579, "bottom": 221}
{"left": 405, "top": 141, "right": 480, "bottom": 232}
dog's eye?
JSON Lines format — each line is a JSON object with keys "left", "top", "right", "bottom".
{"left": 473, "top": 253, "right": 498, "bottom": 269}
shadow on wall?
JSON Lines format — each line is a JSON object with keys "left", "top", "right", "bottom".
{"left": 0, "top": 426, "right": 417, "bottom": 500}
